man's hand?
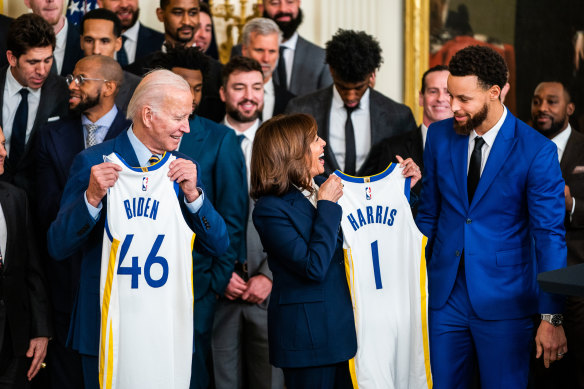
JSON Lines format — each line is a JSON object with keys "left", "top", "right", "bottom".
{"left": 86, "top": 162, "right": 122, "bottom": 207}
{"left": 241, "top": 274, "right": 272, "bottom": 304}
{"left": 224, "top": 272, "right": 247, "bottom": 300}
{"left": 535, "top": 320, "right": 568, "bottom": 368}
{"left": 26, "top": 337, "right": 49, "bottom": 381}
{"left": 565, "top": 185, "right": 574, "bottom": 212}
{"left": 169, "top": 158, "right": 199, "bottom": 203}
{"left": 574, "top": 31, "right": 584, "bottom": 71}
{"left": 396, "top": 155, "right": 422, "bottom": 188}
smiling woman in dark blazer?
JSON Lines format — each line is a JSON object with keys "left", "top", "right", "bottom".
{"left": 250, "top": 114, "right": 357, "bottom": 389}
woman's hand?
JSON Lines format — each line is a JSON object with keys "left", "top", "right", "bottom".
{"left": 317, "top": 175, "right": 343, "bottom": 202}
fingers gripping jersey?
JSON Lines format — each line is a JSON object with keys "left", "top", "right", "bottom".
{"left": 99, "top": 152, "right": 195, "bottom": 389}
{"left": 334, "top": 164, "right": 432, "bottom": 389}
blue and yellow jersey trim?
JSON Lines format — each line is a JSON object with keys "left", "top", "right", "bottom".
{"left": 113, "top": 151, "right": 171, "bottom": 172}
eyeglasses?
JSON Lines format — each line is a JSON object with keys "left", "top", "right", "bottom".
{"left": 66, "top": 74, "right": 110, "bottom": 86}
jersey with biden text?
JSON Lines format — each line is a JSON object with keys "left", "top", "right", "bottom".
{"left": 99, "top": 152, "right": 195, "bottom": 389}
{"left": 335, "top": 164, "right": 432, "bottom": 389}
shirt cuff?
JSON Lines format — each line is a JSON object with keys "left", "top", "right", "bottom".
{"left": 570, "top": 197, "right": 576, "bottom": 222}
{"left": 84, "top": 191, "right": 102, "bottom": 220}
{"left": 184, "top": 188, "right": 204, "bottom": 214}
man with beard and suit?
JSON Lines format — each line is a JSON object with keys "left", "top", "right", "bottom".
{"left": 79, "top": 8, "right": 141, "bottom": 114}
{"left": 416, "top": 45, "right": 567, "bottom": 388}
{"left": 0, "top": 125, "right": 52, "bottom": 389}
{"left": 286, "top": 29, "right": 417, "bottom": 177}
{"left": 97, "top": 0, "right": 164, "bottom": 66}
{"left": 0, "top": 13, "right": 69, "bottom": 199}
{"left": 24, "top": 0, "right": 83, "bottom": 77}
{"left": 361, "top": 65, "right": 451, "bottom": 214}
{"left": 35, "top": 55, "right": 129, "bottom": 389}
{"left": 212, "top": 56, "right": 284, "bottom": 389}
{"left": 232, "top": 0, "right": 331, "bottom": 96}
{"left": 153, "top": 47, "right": 246, "bottom": 389}
{"left": 530, "top": 81, "right": 584, "bottom": 389}
{"left": 241, "top": 18, "right": 295, "bottom": 121}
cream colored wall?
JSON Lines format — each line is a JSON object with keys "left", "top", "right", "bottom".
{"left": 4, "top": 0, "right": 404, "bottom": 102}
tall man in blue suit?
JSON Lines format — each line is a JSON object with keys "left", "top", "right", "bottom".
{"left": 154, "top": 47, "right": 246, "bottom": 389}
{"left": 416, "top": 45, "right": 568, "bottom": 388}
{"left": 47, "top": 69, "right": 229, "bottom": 389}
{"left": 35, "top": 54, "right": 129, "bottom": 389}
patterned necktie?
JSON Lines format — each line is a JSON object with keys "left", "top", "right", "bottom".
{"left": 148, "top": 154, "right": 161, "bottom": 165}
{"left": 85, "top": 123, "right": 99, "bottom": 148}
{"left": 277, "top": 46, "right": 288, "bottom": 90}
{"left": 344, "top": 104, "right": 358, "bottom": 175}
{"left": 117, "top": 35, "right": 129, "bottom": 66}
{"left": 10, "top": 88, "right": 29, "bottom": 164}
{"left": 468, "top": 136, "right": 486, "bottom": 203}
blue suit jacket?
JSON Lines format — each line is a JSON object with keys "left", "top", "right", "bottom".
{"left": 179, "top": 116, "right": 246, "bottom": 302}
{"left": 47, "top": 130, "right": 229, "bottom": 355}
{"left": 35, "top": 109, "right": 130, "bottom": 315}
{"left": 416, "top": 111, "right": 567, "bottom": 319}
{"left": 252, "top": 177, "right": 357, "bottom": 368}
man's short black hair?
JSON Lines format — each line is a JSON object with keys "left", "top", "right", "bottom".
{"left": 199, "top": 1, "right": 211, "bottom": 16}
{"left": 7, "top": 13, "right": 55, "bottom": 59}
{"left": 160, "top": 0, "right": 199, "bottom": 10}
{"left": 421, "top": 65, "right": 449, "bottom": 93}
{"left": 150, "top": 47, "right": 210, "bottom": 78}
{"left": 221, "top": 55, "right": 263, "bottom": 87}
{"left": 448, "top": 45, "right": 508, "bottom": 90}
{"left": 81, "top": 8, "right": 122, "bottom": 38}
{"left": 535, "top": 79, "right": 574, "bottom": 103}
{"left": 325, "top": 29, "right": 383, "bottom": 83}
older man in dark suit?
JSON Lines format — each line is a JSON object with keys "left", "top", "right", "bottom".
{"left": 286, "top": 29, "right": 417, "bottom": 177}
{"left": 0, "top": 14, "right": 69, "bottom": 199}
{"left": 0, "top": 125, "right": 52, "bottom": 388}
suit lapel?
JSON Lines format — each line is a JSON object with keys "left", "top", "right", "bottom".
{"left": 369, "top": 90, "right": 385, "bottom": 145}
{"left": 53, "top": 118, "right": 84, "bottom": 179}
{"left": 282, "top": 188, "right": 315, "bottom": 221}
{"left": 0, "top": 186, "right": 15, "bottom": 268}
{"left": 560, "top": 130, "right": 584, "bottom": 176}
{"left": 289, "top": 37, "right": 307, "bottom": 93}
{"left": 451, "top": 130, "right": 470, "bottom": 210}
{"left": 105, "top": 110, "right": 131, "bottom": 142}
{"left": 0, "top": 66, "right": 6, "bottom": 127}
{"left": 113, "top": 130, "right": 140, "bottom": 167}
{"left": 470, "top": 112, "right": 518, "bottom": 208}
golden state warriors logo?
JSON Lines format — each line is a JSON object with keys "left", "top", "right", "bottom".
{"left": 365, "top": 186, "right": 372, "bottom": 200}
{"left": 142, "top": 177, "right": 149, "bottom": 191}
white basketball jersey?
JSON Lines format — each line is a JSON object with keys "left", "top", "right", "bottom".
{"left": 99, "top": 152, "right": 195, "bottom": 389}
{"left": 334, "top": 164, "right": 432, "bottom": 389}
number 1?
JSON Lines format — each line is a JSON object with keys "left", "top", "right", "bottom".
{"left": 371, "top": 240, "right": 383, "bottom": 289}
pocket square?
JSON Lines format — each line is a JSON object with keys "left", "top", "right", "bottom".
{"left": 572, "top": 166, "right": 584, "bottom": 174}
{"left": 47, "top": 116, "right": 60, "bottom": 122}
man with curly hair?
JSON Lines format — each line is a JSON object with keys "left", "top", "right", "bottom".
{"left": 416, "top": 45, "right": 568, "bottom": 388}
{"left": 285, "top": 29, "right": 417, "bottom": 176}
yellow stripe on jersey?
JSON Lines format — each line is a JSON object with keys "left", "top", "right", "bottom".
{"left": 349, "top": 357, "right": 359, "bottom": 388}
{"left": 190, "top": 233, "right": 196, "bottom": 308}
{"left": 100, "top": 238, "right": 120, "bottom": 389}
{"left": 107, "top": 322, "right": 114, "bottom": 389}
{"left": 419, "top": 236, "right": 433, "bottom": 388}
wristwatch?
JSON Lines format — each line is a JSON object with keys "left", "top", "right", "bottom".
{"left": 541, "top": 314, "right": 564, "bottom": 327}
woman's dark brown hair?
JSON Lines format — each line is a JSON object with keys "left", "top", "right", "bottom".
{"left": 250, "top": 113, "right": 318, "bottom": 199}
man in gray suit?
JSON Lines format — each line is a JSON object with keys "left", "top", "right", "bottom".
{"left": 232, "top": 0, "right": 331, "bottom": 97}
{"left": 286, "top": 29, "right": 417, "bottom": 176}
{"left": 212, "top": 56, "right": 284, "bottom": 389}
{"left": 79, "top": 9, "right": 141, "bottom": 114}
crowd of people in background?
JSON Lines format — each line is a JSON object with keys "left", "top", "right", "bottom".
{"left": 0, "top": 0, "right": 581, "bottom": 388}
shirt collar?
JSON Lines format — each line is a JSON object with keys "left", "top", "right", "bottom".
{"left": 127, "top": 125, "right": 157, "bottom": 166}
{"left": 552, "top": 123, "right": 572, "bottom": 155}
{"left": 332, "top": 85, "right": 370, "bottom": 111}
{"left": 281, "top": 31, "right": 298, "bottom": 50}
{"left": 264, "top": 77, "right": 274, "bottom": 95}
{"left": 223, "top": 117, "right": 261, "bottom": 141}
{"left": 55, "top": 18, "right": 68, "bottom": 49}
{"left": 123, "top": 21, "right": 140, "bottom": 42}
{"left": 421, "top": 123, "right": 428, "bottom": 149}
{"left": 81, "top": 105, "right": 119, "bottom": 127}
{"left": 5, "top": 66, "right": 42, "bottom": 97}
{"left": 469, "top": 105, "right": 507, "bottom": 148}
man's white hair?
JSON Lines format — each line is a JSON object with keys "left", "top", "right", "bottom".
{"left": 126, "top": 69, "right": 191, "bottom": 121}
{"left": 241, "top": 17, "right": 282, "bottom": 47}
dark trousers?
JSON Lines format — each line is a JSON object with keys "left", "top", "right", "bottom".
{"left": 0, "top": 356, "right": 29, "bottom": 389}
{"left": 283, "top": 361, "right": 352, "bottom": 389}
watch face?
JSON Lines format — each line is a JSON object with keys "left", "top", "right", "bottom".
{"left": 551, "top": 316, "right": 562, "bottom": 326}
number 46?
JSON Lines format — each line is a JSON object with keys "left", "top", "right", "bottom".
{"left": 117, "top": 234, "right": 169, "bottom": 289}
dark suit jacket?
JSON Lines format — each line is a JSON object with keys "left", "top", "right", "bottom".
{"left": 46, "top": 130, "right": 229, "bottom": 356}
{"left": 0, "top": 181, "right": 52, "bottom": 363}
{"left": 416, "top": 113, "right": 566, "bottom": 319}
{"left": 134, "top": 24, "right": 164, "bottom": 63}
{"left": 60, "top": 23, "right": 83, "bottom": 77}
{"left": 272, "top": 81, "right": 295, "bottom": 117}
{"left": 0, "top": 14, "right": 13, "bottom": 69}
{"left": 232, "top": 35, "right": 332, "bottom": 97}
{"left": 252, "top": 176, "right": 357, "bottom": 368}
{"left": 115, "top": 71, "right": 141, "bottom": 114}
{"left": 0, "top": 65, "right": 69, "bottom": 198}
{"left": 286, "top": 86, "right": 417, "bottom": 176}
{"left": 35, "top": 109, "right": 130, "bottom": 315}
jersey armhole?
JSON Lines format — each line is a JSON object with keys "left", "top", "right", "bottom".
{"left": 404, "top": 177, "right": 411, "bottom": 202}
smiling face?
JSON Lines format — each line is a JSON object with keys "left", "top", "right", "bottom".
{"left": 448, "top": 74, "right": 499, "bottom": 135}
{"left": 193, "top": 10, "right": 212, "bottom": 52}
{"left": 98, "top": 0, "right": 139, "bottom": 30}
{"left": 220, "top": 70, "right": 264, "bottom": 124}
{"left": 7, "top": 46, "right": 53, "bottom": 90}
{"left": 531, "top": 82, "right": 574, "bottom": 139}
{"left": 419, "top": 70, "right": 452, "bottom": 126}
{"left": 242, "top": 32, "right": 279, "bottom": 82}
{"left": 157, "top": 0, "right": 200, "bottom": 46}
{"left": 25, "top": 0, "right": 65, "bottom": 26}
{"left": 68, "top": 60, "right": 105, "bottom": 113}
{"left": 307, "top": 134, "right": 326, "bottom": 178}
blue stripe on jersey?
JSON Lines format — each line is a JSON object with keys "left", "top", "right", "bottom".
{"left": 174, "top": 181, "right": 180, "bottom": 197}
{"left": 371, "top": 240, "right": 383, "bottom": 289}
{"left": 113, "top": 151, "right": 171, "bottom": 172}
{"left": 334, "top": 163, "right": 396, "bottom": 183}
{"left": 404, "top": 177, "right": 411, "bottom": 202}
{"left": 104, "top": 216, "right": 113, "bottom": 242}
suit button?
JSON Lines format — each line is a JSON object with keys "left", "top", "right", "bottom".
{"left": 456, "top": 250, "right": 460, "bottom": 257}
{"left": 466, "top": 218, "right": 472, "bottom": 224}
